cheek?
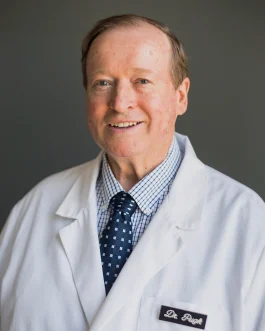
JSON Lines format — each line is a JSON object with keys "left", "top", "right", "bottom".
{"left": 86, "top": 104, "right": 96, "bottom": 118}
{"left": 86, "top": 99, "right": 104, "bottom": 123}
{"left": 146, "top": 94, "right": 176, "bottom": 124}
{"left": 86, "top": 106, "right": 102, "bottom": 139}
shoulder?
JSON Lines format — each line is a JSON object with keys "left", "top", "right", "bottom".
{"left": 203, "top": 164, "right": 265, "bottom": 239}
{"left": 0, "top": 157, "right": 101, "bottom": 253}
{"left": 205, "top": 164, "right": 264, "bottom": 207}
{"left": 36, "top": 161, "right": 92, "bottom": 193}
{"left": 6, "top": 155, "right": 102, "bottom": 222}
{"left": 177, "top": 133, "right": 265, "bottom": 214}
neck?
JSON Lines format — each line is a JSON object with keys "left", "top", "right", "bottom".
{"left": 106, "top": 138, "right": 173, "bottom": 191}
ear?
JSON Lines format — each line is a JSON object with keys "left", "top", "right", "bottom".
{"left": 176, "top": 77, "right": 190, "bottom": 116}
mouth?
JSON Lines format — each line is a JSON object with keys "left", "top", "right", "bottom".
{"left": 108, "top": 121, "right": 142, "bottom": 129}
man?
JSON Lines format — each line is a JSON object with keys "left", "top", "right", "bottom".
{"left": 0, "top": 14, "right": 265, "bottom": 331}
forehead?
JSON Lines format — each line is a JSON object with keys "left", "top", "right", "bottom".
{"left": 86, "top": 23, "right": 172, "bottom": 75}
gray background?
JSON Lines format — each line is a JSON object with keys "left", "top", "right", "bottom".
{"left": 1, "top": 0, "right": 265, "bottom": 231}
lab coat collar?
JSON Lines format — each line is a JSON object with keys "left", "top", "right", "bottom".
{"left": 56, "top": 150, "right": 104, "bottom": 219}
{"left": 166, "top": 133, "right": 207, "bottom": 230}
{"left": 56, "top": 133, "right": 207, "bottom": 231}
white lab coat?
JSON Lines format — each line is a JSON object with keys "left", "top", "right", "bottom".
{"left": 1, "top": 133, "right": 265, "bottom": 331}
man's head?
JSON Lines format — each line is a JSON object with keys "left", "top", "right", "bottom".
{"left": 81, "top": 14, "right": 189, "bottom": 90}
{"left": 82, "top": 14, "right": 190, "bottom": 161}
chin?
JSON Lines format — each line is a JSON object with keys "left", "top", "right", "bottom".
{"left": 104, "top": 144, "right": 143, "bottom": 159}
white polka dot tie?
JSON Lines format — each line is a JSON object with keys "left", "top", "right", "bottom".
{"left": 100, "top": 191, "right": 137, "bottom": 294}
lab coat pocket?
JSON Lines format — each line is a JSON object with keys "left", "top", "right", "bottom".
{"left": 137, "top": 296, "right": 227, "bottom": 331}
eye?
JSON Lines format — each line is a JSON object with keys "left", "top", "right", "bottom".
{"left": 137, "top": 78, "right": 150, "bottom": 84}
{"left": 95, "top": 80, "right": 110, "bottom": 87}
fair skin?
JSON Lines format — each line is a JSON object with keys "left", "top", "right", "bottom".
{"left": 85, "top": 23, "right": 190, "bottom": 191}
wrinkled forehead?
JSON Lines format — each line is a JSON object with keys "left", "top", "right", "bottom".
{"left": 86, "top": 23, "right": 172, "bottom": 70}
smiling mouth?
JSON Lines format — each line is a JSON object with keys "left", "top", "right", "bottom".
{"left": 108, "top": 122, "right": 142, "bottom": 128}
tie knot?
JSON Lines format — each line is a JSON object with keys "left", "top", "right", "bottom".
{"left": 111, "top": 191, "right": 137, "bottom": 216}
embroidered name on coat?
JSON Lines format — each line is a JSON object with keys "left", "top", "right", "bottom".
{"left": 159, "top": 305, "right": 207, "bottom": 329}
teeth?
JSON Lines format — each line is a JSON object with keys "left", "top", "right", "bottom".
{"left": 110, "top": 122, "right": 139, "bottom": 128}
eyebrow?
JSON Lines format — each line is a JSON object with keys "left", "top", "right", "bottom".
{"left": 130, "top": 67, "right": 154, "bottom": 75}
{"left": 89, "top": 67, "right": 155, "bottom": 78}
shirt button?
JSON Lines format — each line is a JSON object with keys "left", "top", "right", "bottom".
{"left": 145, "top": 208, "right": 152, "bottom": 214}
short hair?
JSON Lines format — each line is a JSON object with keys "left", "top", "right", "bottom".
{"left": 81, "top": 14, "right": 189, "bottom": 89}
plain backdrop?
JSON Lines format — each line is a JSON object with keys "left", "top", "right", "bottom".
{"left": 1, "top": 0, "right": 265, "bottom": 231}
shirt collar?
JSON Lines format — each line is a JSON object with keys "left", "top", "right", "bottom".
{"left": 100, "top": 155, "right": 124, "bottom": 210}
{"left": 99, "top": 135, "right": 182, "bottom": 215}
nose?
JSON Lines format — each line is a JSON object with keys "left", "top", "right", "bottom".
{"left": 108, "top": 81, "right": 136, "bottom": 113}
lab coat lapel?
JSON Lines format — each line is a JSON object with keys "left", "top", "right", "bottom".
{"left": 90, "top": 134, "right": 208, "bottom": 330}
{"left": 57, "top": 152, "right": 106, "bottom": 327}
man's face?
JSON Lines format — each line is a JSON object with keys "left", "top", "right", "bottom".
{"left": 85, "top": 23, "right": 189, "bottom": 159}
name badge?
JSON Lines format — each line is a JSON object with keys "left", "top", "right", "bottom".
{"left": 159, "top": 305, "right": 208, "bottom": 329}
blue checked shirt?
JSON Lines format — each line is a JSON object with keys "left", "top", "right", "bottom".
{"left": 96, "top": 135, "right": 183, "bottom": 247}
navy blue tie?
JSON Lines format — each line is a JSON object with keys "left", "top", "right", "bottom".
{"left": 100, "top": 191, "right": 137, "bottom": 294}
